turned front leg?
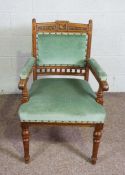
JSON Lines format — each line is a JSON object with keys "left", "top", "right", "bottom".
{"left": 91, "top": 124, "right": 103, "bottom": 164}
{"left": 21, "top": 123, "right": 30, "bottom": 163}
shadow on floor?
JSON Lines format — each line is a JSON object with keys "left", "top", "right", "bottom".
{"left": 0, "top": 95, "right": 89, "bottom": 162}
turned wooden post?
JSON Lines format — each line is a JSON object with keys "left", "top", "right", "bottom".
{"left": 91, "top": 124, "right": 103, "bottom": 164}
{"left": 85, "top": 19, "right": 92, "bottom": 81}
{"left": 96, "top": 86, "right": 103, "bottom": 105}
{"left": 21, "top": 123, "right": 30, "bottom": 163}
{"left": 32, "top": 18, "right": 37, "bottom": 81}
{"left": 18, "top": 79, "right": 29, "bottom": 104}
{"left": 21, "top": 86, "right": 29, "bottom": 103}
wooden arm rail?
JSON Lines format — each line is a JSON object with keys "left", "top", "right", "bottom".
{"left": 88, "top": 64, "right": 109, "bottom": 91}
{"left": 88, "top": 64, "right": 109, "bottom": 105}
{"left": 18, "top": 65, "right": 33, "bottom": 103}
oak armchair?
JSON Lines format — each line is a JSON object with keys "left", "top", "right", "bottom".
{"left": 18, "top": 19, "right": 109, "bottom": 164}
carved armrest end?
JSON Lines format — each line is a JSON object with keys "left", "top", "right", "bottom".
{"left": 18, "top": 79, "right": 29, "bottom": 103}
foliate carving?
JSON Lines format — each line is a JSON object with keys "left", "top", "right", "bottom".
{"left": 68, "top": 26, "right": 87, "bottom": 31}
{"left": 37, "top": 25, "right": 56, "bottom": 31}
{"left": 36, "top": 21, "right": 88, "bottom": 33}
{"left": 58, "top": 23, "right": 67, "bottom": 30}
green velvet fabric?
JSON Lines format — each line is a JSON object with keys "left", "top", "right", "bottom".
{"left": 20, "top": 57, "right": 35, "bottom": 79}
{"left": 37, "top": 33, "right": 88, "bottom": 66}
{"left": 89, "top": 58, "right": 107, "bottom": 81}
{"left": 19, "top": 78, "right": 106, "bottom": 123}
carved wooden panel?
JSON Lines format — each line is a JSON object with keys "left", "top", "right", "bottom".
{"left": 36, "top": 21, "right": 88, "bottom": 33}
{"left": 37, "top": 25, "right": 56, "bottom": 31}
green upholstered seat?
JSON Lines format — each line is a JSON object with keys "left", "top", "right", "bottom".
{"left": 37, "top": 33, "right": 88, "bottom": 67}
{"left": 19, "top": 78, "right": 106, "bottom": 123}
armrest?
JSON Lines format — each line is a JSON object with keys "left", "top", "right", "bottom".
{"left": 88, "top": 58, "right": 109, "bottom": 105}
{"left": 20, "top": 57, "right": 35, "bottom": 79}
{"left": 88, "top": 58, "right": 107, "bottom": 81}
{"left": 18, "top": 57, "right": 35, "bottom": 103}
{"left": 88, "top": 58, "right": 109, "bottom": 91}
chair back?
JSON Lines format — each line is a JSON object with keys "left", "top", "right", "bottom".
{"left": 32, "top": 19, "right": 92, "bottom": 79}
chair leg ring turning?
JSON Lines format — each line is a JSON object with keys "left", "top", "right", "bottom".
{"left": 21, "top": 123, "right": 30, "bottom": 163}
{"left": 91, "top": 124, "right": 103, "bottom": 165}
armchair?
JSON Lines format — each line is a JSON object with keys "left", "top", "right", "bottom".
{"left": 18, "top": 19, "right": 109, "bottom": 164}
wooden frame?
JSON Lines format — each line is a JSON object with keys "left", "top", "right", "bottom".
{"left": 20, "top": 122, "right": 104, "bottom": 164}
{"left": 18, "top": 18, "right": 109, "bottom": 164}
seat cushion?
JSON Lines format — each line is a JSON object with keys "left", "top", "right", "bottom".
{"left": 37, "top": 33, "right": 88, "bottom": 66}
{"left": 18, "top": 78, "right": 106, "bottom": 123}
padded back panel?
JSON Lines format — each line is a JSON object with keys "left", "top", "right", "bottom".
{"left": 37, "top": 33, "right": 88, "bottom": 66}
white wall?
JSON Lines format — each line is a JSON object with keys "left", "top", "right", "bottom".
{"left": 0, "top": 0, "right": 125, "bottom": 93}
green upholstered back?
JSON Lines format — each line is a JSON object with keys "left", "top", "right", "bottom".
{"left": 37, "top": 33, "right": 88, "bottom": 66}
